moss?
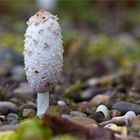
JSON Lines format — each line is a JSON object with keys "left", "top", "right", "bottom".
{"left": 0, "top": 131, "right": 17, "bottom": 140}
{"left": 16, "top": 119, "right": 52, "bottom": 140}
{"left": 0, "top": 34, "right": 23, "bottom": 54}
{"left": 87, "top": 35, "right": 140, "bottom": 69}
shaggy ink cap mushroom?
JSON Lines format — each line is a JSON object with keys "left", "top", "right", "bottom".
{"left": 24, "top": 10, "right": 63, "bottom": 117}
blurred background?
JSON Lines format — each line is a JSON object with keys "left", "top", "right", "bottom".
{"left": 0, "top": 0, "right": 140, "bottom": 95}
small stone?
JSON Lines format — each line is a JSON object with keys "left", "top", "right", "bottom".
{"left": 128, "top": 91, "right": 140, "bottom": 104}
{"left": 110, "top": 91, "right": 126, "bottom": 104}
{"left": 81, "top": 88, "right": 102, "bottom": 100}
{"left": 89, "top": 105, "right": 110, "bottom": 123}
{"left": 8, "top": 119, "right": 19, "bottom": 125}
{"left": 110, "top": 109, "right": 121, "bottom": 117}
{"left": 46, "top": 105, "right": 69, "bottom": 117}
{"left": 132, "top": 115, "right": 140, "bottom": 129}
{"left": 122, "top": 111, "right": 136, "bottom": 126}
{"left": 7, "top": 113, "right": 19, "bottom": 120}
{"left": 68, "top": 116, "right": 98, "bottom": 128}
{"left": 57, "top": 100, "right": 66, "bottom": 106}
{"left": 7, "top": 113, "right": 19, "bottom": 125}
{"left": 104, "top": 123, "right": 128, "bottom": 137}
{"left": 112, "top": 101, "right": 140, "bottom": 114}
{"left": 10, "top": 97, "right": 23, "bottom": 105}
{"left": 70, "top": 111, "right": 87, "bottom": 117}
{"left": 12, "top": 82, "right": 35, "bottom": 101}
{"left": 89, "top": 95, "right": 110, "bottom": 107}
{"left": 18, "top": 101, "right": 36, "bottom": 114}
{"left": 61, "top": 114, "right": 71, "bottom": 119}
{"left": 0, "top": 101, "right": 18, "bottom": 115}
{"left": 96, "top": 105, "right": 110, "bottom": 119}
{"left": 0, "top": 115, "right": 6, "bottom": 122}
{"left": 89, "top": 112, "right": 106, "bottom": 123}
{"left": 22, "top": 108, "right": 36, "bottom": 118}
{"left": 99, "top": 111, "right": 136, "bottom": 127}
{"left": 11, "top": 65, "right": 25, "bottom": 81}
{"left": 104, "top": 123, "right": 117, "bottom": 129}
{"left": 78, "top": 101, "right": 95, "bottom": 115}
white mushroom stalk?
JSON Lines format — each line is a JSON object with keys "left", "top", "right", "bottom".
{"left": 24, "top": 10, "right": 63, "bottom": 117}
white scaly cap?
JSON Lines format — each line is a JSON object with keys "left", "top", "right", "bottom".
{"left": 24, "top": 10, "right": 63, "bottom": 92}
{"left": 24, "top": 10, "right": 63, "bottom": 117}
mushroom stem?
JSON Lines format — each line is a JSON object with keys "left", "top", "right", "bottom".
{"left": 37, "top": 92, "right": 49, "bottom": 117}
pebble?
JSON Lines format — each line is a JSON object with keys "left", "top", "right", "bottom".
{"left": 46, "top": 105, "right": 69, "bottom": 117}
{"left": 112, "top": 101, "right": 140, "bottom": 114}
{"left": 7, "top": 113, "right": 19, "bottom": 125}
{"left": 89, "top": 105, "right": 110, "bottom": 123}
{"left": 0, "top": 101, "right": 18, "bottom": 115}
{"left": 68, "top": 116, "right": 98, "bottom": 128}
{"left": 100, "top": 111, "right": 136, "bottom": 127}
{"left": 0, "top": 115, "right": 6, "bottom": 122}
{"left": 96, "top": 105, "right": 110, "bottom": 119}
{"left": 57, "top": 100, "right": 66, "bottom": 106}
{"left": 11, "top": 65, "right": 25, "bottom": 81}
{"left": 104, "top": 123, "right": 127, "bottom": 138}
{"left": 110, "top": 92, "right": 126, "bottom": 104}
{"left": 81, "top": 88, "right": 102, "bottom": 100}
{"left": 78, "top": 101, "right": 95, "bottom": 115}
{"left": 12, "top": 82, "right": 35, "bottom": 101}
{"left": 61, "top": 114, "right": 71, "bottom": 119}
{"left": 70, "top": 111, "right": 87, "bottom": 117}
{"left": 7, "top": 113, "right": 19, "bottom": 120}
{"left": 132, "top": 115, "right": 140, "bottom": 129}
{"left": 124, "top": 111, "right": 136, "bottom": 125}
{"left": 10, "top": 97, "right": 23, "bottom": 105}
{"left": 89, "top": 95, "right": 110, "bottom": 106}
{"left": 104, "top": 123, "right": 117, "bottom": 129}
{"left": 8, "top": 119, "right": 19, "bottom": 125}
{"left": 110, "top": 109, "right": 121, "bottom": 117}
{"left": 18, "top": 102, "right": 36, "bottom": 114}
{"left": 89, "top": 111, "right": 106, "bottom": 123}
{"left": 22, "top": 108, "right": 36, "bottom": 118}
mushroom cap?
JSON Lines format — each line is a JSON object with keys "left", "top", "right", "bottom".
{"left": 24, "top": 10, "right": 63, "bottom": 92}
